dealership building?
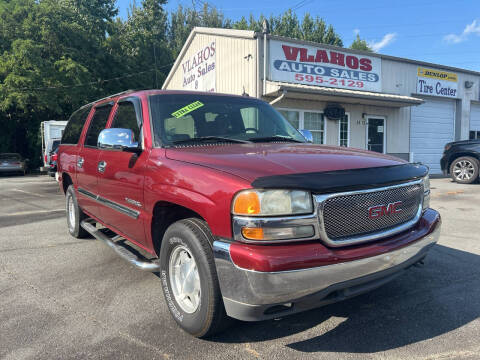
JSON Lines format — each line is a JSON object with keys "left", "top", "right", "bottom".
{"left": 162, "top": 27, "right": 480, "bottom": 174}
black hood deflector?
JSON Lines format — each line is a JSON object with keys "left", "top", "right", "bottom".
{"left": 251, "top": 163, "right": 429, "bottom": 194}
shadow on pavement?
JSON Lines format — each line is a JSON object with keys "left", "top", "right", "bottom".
{"left": 210, "top": 244, "right": 480, "bottom": 353}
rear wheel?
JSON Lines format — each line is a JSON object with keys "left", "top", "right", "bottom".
{"left": 159, "top": 218, "right": 230, "bottom": 338}
{"left": 66, "top": 185, "right": 89, "bottom": 238}
{"left": 450, "top": 156, "right": 479, "bottom": 184}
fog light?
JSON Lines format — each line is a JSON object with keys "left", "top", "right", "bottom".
{"left": 241, "top": 225, "right": 314, "bottom": 241}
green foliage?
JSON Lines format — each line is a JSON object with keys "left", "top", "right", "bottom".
{"left": 0, "top": 1, "right": 345, "bottom": 169}
{"left": 350, "top": 34, "right": 373, "bottom": 52}
{"left": 232, "top": 10, "right": 343, "bottom": 47}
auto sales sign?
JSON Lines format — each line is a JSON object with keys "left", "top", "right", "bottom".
{"left": 269, "top": 40, "right": 382, "bottom": 92}
{"left": 182, "top": 41, "right": 216, "bottom": 92}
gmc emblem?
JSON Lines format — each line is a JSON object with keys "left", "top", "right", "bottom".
{"left": 368, "top": 201, "right": 402, "bottom": 219}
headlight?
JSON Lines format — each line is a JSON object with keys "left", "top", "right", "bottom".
{"left": 232, "top": 189, "right": 313, "bottom": 216}
{"left": 422, "top": 175, "right": 430, "bottom": 211}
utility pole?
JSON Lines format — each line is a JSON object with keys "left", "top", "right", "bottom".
{"left": 153, "top": 44, "right": 159, "bottom": 88}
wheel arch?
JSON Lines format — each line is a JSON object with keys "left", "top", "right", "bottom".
{"left": 151, "top": 201, "right": 208, "bottom": 257}
{"left": 61, "top": 172, "right": 73, "bottom": 194}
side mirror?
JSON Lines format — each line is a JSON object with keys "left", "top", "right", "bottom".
{"left": 299, "top": 129, "right": 313, "bottom": 143}
{"left": 98, "top": 128, "right": 141, "bottom": 154}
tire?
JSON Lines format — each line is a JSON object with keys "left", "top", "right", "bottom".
{"left": 159, "top": 218, "right": 230, "bottom": 338}
{"left": 449, "top": 156, "right": 479, "bottom": 184}
{"left": 66, "top": 185, "right": 89, "bottom": 238}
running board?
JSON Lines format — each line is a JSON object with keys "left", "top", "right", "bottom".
{"left": 81, "top": 220, "right": 160, "bottom": 272}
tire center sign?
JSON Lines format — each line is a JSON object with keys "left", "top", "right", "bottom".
{"left": 416, "top": 67, "right": 458, "bottom": 98}
{"left": 269, "top": 40, "right": 382, "bottom": 92}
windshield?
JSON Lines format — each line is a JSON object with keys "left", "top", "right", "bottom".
{"left": 0, "top": 153, "right": 21, "bottom": 161}
{"left": 149, "top": 94, "right": 306, "bottom": 146}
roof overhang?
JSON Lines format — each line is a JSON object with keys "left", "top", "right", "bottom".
{"left": 264, "top": 81, "right": 424, "bottom": 108}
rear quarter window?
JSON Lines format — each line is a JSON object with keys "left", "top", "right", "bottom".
{"left": 61, "top": 106, "right": 92, "bottom": 145}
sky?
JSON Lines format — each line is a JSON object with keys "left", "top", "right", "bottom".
{"left": 117, "top": 0, "right": 480, "bottom": 71}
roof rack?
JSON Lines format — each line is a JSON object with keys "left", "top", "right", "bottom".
{"left": 81, "top": 89, "right": 136, "bottom": 109}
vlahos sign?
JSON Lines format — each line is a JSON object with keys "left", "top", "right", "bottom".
{"left": 269, "top": 40, "right": 382, "bottom": 92}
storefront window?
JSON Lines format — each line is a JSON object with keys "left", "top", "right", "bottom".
{"left": 304, "top": 112, "right": 325, "bottom": 144}
{"left": 339, "top": 115, "right": 349, "bottom": 147}
{"left": 279, "top": 110, "right": 300, "bottom": 129}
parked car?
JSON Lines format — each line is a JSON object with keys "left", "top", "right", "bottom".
{"left": 43, "top": 138, "right": 60, "bottom": 169}
{"left": 40, "top": 120, "right": 67, "bottom": 171}
{"left": 48, "top": 147, "right": 58, "bottom": 177}
{"left": 440, "top": 139, "right": 480, "bottom": 184}
{"left": 57, "top": 90, "right": 441, "bottom": 338}
{"left": 0, "top": 153, "right": 27, "bottom": 175}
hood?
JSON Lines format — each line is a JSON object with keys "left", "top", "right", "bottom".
{"left": 165, "top": 143, "right": 406, "bottom": 182}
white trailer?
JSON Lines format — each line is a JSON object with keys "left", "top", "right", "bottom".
{"left": 40, "top": 120, "right": 67, "bottom": 171}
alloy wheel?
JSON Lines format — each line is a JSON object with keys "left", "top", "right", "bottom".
{"left": 453, "top": 160, "right": 475, "bottom": 181}
{"left": 168, "top": 243, "right": 201, "bottom": 314}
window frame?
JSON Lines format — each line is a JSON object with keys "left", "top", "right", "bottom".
{"left": 337, "top": 113, "right": 350, "bottom": 147}
{"left": 107, "top": 96, "right": 144, "bottom": 150}
{"left": 61, "top": 105, "right": 93, "bottom": 146}
{"left": 277, "top": 107, "right": 326, "bottom": 145}
{"left": 83, "top": 102, "right": 114, "bottom": 148}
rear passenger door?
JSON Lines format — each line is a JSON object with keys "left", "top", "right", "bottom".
{"left": 96, "top": 98, "right": 148, "bottom": 244}
{"left": 76, "top": 103, "right": 113, "bottom": 219}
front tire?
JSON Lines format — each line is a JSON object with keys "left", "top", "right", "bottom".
{"left": 66, "top": 185, "right": 89, "bottom": 238}
{"left": 450, "top": 156, "right": 479, "bottom": 184}
{"left": 159, "top": 218, "right": 230, "bottom": 338}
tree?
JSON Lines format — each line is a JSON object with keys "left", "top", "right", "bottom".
{"left": 232, "top": 11, "right": 343, "bottom": 47}
{"left": 168, "top": 3, "right": 231, "bottom": 57}
{"left": 350, "top": 34, "right": 373, "bottom": 52}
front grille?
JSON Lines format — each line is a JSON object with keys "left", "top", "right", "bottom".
{"left": 321, "top": 183, "right": 423, "bottom": 242}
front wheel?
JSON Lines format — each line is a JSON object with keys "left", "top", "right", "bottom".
{"left": 159, "top": 218, "right": 230, "bottom": 338}
{"left": 450, "top": 156, "right": 479, "bottom": 184}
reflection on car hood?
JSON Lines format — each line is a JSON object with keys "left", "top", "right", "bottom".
{"left": 165, "top": 143, "right": 405, "bottom": 182}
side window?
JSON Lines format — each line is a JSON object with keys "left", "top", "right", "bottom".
{"left": 61, "top": 106, "right": 92, "bottom": 145}
{"left": 111, "top": 101, "right": 140, "bottom": 142}
{"left": 84, "top": 104, "right": 113, "bottom": 147}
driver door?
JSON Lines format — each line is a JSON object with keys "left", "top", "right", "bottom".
{"left": 96, "top": 97, "right": 148, "bottom": 244}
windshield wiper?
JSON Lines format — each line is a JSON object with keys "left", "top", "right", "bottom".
{"left": 248, "top": 135, "right": 304, "bottom": 143}
{"left": 172, "top": 136, "right": 251, "bottom": 145}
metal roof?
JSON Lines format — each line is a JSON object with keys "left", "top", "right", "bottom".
{"left": 264, "top": 81, "right": 424, "bottom": 108}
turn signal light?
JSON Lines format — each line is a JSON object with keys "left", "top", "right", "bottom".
{"left": 241, "top": 227, "right": 264, "bottom": 240}
{"left": 233, "top": 191, "right": 260, "bottom": 215}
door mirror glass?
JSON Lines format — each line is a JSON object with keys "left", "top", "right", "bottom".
{"left": 98, "top": 128, "right": 140, "bottom": 153}
{"left": 299, "top": 129, "right": 313, "bottom": 143}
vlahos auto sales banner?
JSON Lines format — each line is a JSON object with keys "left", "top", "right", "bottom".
{"left": 269, "top": 40, "right": 382, "bottom": 92}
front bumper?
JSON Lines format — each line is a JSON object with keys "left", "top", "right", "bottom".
{"left": 214, "top": 209, "right": 441, "bottom": 321}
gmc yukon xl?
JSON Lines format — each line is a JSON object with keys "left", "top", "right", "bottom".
{"left": 58, "top": 89, "right": 441, "bottom": 337}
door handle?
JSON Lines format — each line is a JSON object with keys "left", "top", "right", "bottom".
{"left": 98, "top": 161, "right": 107, "bottom": 173}
{"left": 77, "top": 157, "right": 84, "bottom": 168}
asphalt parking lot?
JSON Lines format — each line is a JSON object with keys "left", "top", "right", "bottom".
{"left": 0, "top": 175, "right": 479, "bottom": 360}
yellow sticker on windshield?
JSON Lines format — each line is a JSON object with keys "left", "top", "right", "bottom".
{"left": 171, "top": 101, "right": 204, "bottom": 118}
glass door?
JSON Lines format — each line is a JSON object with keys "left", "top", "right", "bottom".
{"left": 367, "top": 117, "right": 385, "bottom": 153}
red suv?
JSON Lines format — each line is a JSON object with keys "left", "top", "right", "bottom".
{"left": 58, "top": 90, "right": 441, "bottom": 337}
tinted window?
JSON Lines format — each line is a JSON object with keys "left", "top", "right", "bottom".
{"left": 84, "top": 105, "right": 113, "bottom": 147}
{"left": 111, "top": 102, "right": 140, "bottom": 141}
{"left": 62, "top": 106, "right": 92, "bottom": 145}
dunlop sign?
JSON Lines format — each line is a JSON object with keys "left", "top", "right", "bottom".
{"left": 416, "top": 67, "right": 458, "bottom": 98}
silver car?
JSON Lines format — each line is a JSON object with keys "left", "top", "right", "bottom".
{"left": 0, "top": 153, "right": 27, "bottom": 175}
